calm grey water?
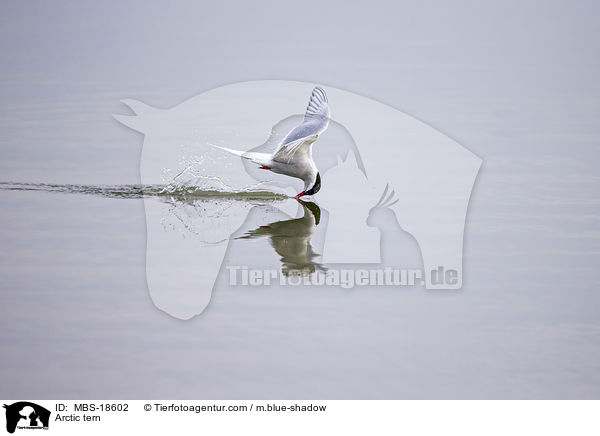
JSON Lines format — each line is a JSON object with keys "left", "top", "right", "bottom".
{"left": 1, "top": 1, "right": 599, "bottom": 399}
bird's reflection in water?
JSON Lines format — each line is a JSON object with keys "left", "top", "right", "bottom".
{"left": 239, "top": 200, "right": 324, "bottom": 277}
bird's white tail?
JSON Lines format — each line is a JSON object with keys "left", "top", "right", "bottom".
{"left": 211, "top": 144, "right": 246, "bottom": 157}
{"left": 211, "top": 144, "right": 271, "bottom": 166}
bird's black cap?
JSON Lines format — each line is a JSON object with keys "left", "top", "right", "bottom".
{"left": 305, "top": 172, "right": 321, "bottom": 196}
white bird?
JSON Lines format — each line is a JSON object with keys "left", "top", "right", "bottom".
{"left": 213, "top": 87, "right": 330, "bottom": 198}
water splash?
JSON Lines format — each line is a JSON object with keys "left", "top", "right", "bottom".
{"left": 0, "top": 182, "right": 288, "bottom": 201}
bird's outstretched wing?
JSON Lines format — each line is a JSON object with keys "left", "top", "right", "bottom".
{"left": 303, "top": 87, "right": 329, "bottom": 123}
{"left": 273, "top": 87, "right": 330, "bottom": 162}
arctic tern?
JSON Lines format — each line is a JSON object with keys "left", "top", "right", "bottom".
{"left": 213, "top": 87, "right": 329, "bottom": 198}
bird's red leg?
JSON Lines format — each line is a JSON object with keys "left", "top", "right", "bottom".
{"left": 259, "top": 165, "right": 271, "bottom": 170}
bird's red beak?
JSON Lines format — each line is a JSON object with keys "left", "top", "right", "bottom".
{"left": 295, "top": 190, "right": 306, "bottom": 199}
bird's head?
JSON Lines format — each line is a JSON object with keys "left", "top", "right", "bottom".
{"left": 305, "top": 172, "right": 321, "bottom": 196}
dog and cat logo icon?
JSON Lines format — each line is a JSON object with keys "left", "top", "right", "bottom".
{"left": 3, "top": 402, "right": 50, "bottom": 433}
